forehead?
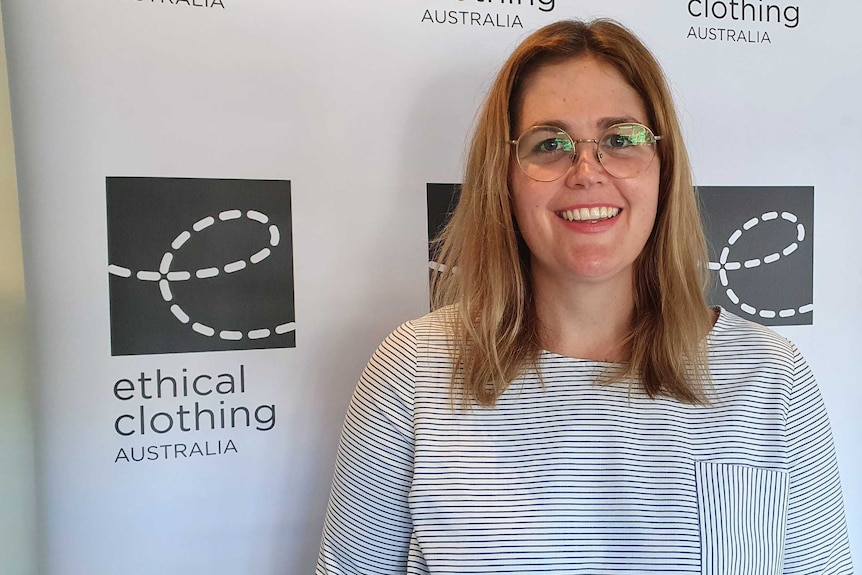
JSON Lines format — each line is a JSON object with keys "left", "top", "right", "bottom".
{"left": 516, "top": 57, "right": 649, "bottom": 132}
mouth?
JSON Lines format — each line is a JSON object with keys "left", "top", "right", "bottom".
{"left": 556, "top": 206, "right": 621, "bottom": 223}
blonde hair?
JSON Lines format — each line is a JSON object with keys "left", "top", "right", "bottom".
{"left": 431, "top": 19, "right": 713, "bottom": 406}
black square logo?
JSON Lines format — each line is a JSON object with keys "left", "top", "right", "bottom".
{"left": 700, "top": 186, "right": 813, "bottom": 326}
{"left": 107, "top": 177, "right": 296, "bottom": 356}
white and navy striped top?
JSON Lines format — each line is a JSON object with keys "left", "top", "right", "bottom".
{"left": 317, "top": 308, "right": 853, "bottom": 574}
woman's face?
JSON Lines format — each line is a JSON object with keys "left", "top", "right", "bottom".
{"left": 510, "top": 57, "right": 660, "bottom": 289}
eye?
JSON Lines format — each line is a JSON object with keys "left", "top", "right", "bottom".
{"left": 534, "top": 137, "right": 571, "bottom": 154}
{"left": 604, "top": 133, "right": 633, "bottom": 149}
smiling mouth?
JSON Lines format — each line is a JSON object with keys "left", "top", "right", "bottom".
{"left": 556, "top": 206, "right": 621, "bottom": 223}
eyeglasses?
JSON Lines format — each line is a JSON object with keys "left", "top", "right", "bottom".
{"left": 509, "top": 123, "right": 662, "bottom": 181}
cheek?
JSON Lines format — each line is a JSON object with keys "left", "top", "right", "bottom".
{"left": 638, "top": 169, "right": 661, "bottom": 224}
{"left": 639, "top": 192, "right": 661, "bottom": 242}
{"left": 509, "top": 171, "right": 531, "bottom": 223}
{"left": 620, "top": 173, "right": 660, "bottom": 239}
{"left": 510, "top": 194, "right": 531, "bottom": 237}
{"left": 509, "top": 178, "right": 548, "bottom": 239}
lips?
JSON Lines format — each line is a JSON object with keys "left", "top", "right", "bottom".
{"left": 556, "top": 206, "right": 621, "bottom": 223}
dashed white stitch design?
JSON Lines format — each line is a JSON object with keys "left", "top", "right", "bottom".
{"left": 108, "top": 265, "right": 132, "bottom": 278}
{"left": 193, "top": 216, "right": 215, "bottom": 232}
{"left": 170, "top": 305, "right": 189, "bottom": 324}
{"left": 108, "top": 209, "right": 295, "bottom": 341}
{"left": 274, "top": 322, "right": 295, "bottom": 335}
{"left": 193, "top": 322, "right": 215, "bottom": 337}
{"left": 708, "top": 210, "right": 812, "bottom": 319}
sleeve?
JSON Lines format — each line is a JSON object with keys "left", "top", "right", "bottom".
{"left": 316, "top": 322, "right": 418, "bottom": 575}
{"left": 783, "top": 345, "right": 854, "bottom": 574}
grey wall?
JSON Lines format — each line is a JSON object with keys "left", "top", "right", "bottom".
{"left": 0, "top": 1, "right": 37, "bottom": 573}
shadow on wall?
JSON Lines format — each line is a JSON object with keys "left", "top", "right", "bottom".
{"left": 0, "top": 3, "right": 38, "bottom": 574}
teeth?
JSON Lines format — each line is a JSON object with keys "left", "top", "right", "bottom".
{"left": 558, "top": 207, "right": 619, "bottom": 222}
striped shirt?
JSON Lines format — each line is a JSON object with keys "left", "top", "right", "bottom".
{"left": 317, "top": 307, "right": 854, "bottom": 574}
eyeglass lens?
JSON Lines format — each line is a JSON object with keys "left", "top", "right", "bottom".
{"left": 515, "top": 123, "right": 658, "bottom": 181}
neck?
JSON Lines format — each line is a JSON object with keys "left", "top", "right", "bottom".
{"left": 532, "top": 267, "right": 635, "bottom": 362}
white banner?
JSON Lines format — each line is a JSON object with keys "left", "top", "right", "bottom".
{"left": 3, "top": 0, "right": 858, "bottom": 572}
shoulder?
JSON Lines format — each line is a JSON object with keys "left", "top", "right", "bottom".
{"left": 408, "top": 305, "right": 457, "bottom": 332}
{"left": 371, "top": 306, "right": 457, "bottom": 366}
{"left": 708, "top": 307, "right": 799, "bottom": 367}
{"left": 401, "top": 305, "right": 458, "bottom": 351}
{"left": 356, "top": 309, "right": 457, "bottom": 405}
{"left": 706, "top": 308, "right": 813, "bottom": 409}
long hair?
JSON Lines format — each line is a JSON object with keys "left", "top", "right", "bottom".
{"left": 431, "top": 19, "right": 713, "bottom": 407}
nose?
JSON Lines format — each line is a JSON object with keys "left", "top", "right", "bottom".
{"left": 565, "top": 139, "right": 605, "bottom": 185}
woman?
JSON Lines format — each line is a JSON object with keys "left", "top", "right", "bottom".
{"left": 316, "top": 20, "right": 853, "bottom": 574}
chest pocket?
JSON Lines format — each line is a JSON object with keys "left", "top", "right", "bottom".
{"left": 695, "top": 461, "right": 789, "bottom": 575}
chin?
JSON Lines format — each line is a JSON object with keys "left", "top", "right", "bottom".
{"left": 565, "top": 259, "right": 633, "bottom": 284}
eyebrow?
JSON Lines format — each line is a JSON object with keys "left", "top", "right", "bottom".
{"left": 528, "top": 116, "right": 644, "bottom": 132}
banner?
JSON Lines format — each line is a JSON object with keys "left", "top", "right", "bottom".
{"left": 3, "top": 1, "right": 858, "bottom": 572}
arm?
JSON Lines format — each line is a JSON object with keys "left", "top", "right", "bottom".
{"left": 783, "top": 346, "right": 854, "bottom": 574}
{"left": 316, "top": 322, "right": 417, "bottom": 575}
